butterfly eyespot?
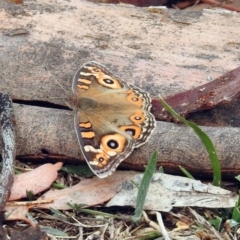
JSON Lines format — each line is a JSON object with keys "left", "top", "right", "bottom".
{"left": 101, "top": 134, "right": 126, "bottom": 152}
{"left": 125, "top": 128, "right": 136, "bottom": 136}
{"left": 126, "top": 93, "right": 143, "bottom": 107}
{"left": 135, "top": 116, "right": 142, "bottom": 120}
{"left": 120, "top": 126, "right": 141, "bottom": 139}
{"left": 91, "top": 152, "right": 110, "bottom": 167}
{"left": 132, "top": 97, "right": 139, "bottom": 101}
{"left": 107, "top": 139, "right": 119, "bottom": 149}
{"left": 103, "top": 79, "right": 114, "bottom": 85}
{"left": 129, "top": 111, "right": 145, "bottom": 124}
{"left": 98, "top": 157, "right": 105, "bottom": 162}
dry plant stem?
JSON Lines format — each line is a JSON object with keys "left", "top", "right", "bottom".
{"left": 0, "top": 93, "right": 15, "bottom": 211}
{"left": 6, "top": 199, "right": 53, "bottom": 206}
{"left": 188, "top": 208, "right": 223, "bottom": 240}
{"left": 156, "top": 212, "right": 171, "bottom": 240}
{"left": 142, "top": 211, "right": 160, "bottom": 231}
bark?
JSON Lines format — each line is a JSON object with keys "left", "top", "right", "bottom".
{"left": 0, "top": 93, "right": 15, "bottom": 211}
{"left": 0, "top": 103, "right": 238, "bottom": 179}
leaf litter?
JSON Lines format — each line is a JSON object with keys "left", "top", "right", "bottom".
{"left": 3, "top": 163, "right": 239, "bottom": 239}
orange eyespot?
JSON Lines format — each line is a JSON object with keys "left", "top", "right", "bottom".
{"left": 98, "top": 76, "right": 122, "bottom": 89}
{"left": 120, "top": 125, "right": 141, "bottom": 139}
{"left": 101, "top": 134, "right": 126, "bottom": 152}
{"left": 130, "top": 111, "right": 145, "bottom": 125}
{"left": 127, "top": 92, "right": 143, "bottom": 107}
{"left": 86, "top": 67, "right": 122, "bottom": 89}
{"left": 93, "top": 152, "right": 110, "bottom": 167}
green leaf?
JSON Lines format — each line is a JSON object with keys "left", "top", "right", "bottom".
{"left": 132, "top": 151, "right": 158, "bottom": 223}
{"left": 231, "top": 193, "right": 240, "bottom": 223}
{"left": 51, "top": 182, "right": 67, "bottom": 189}
{"left": 208, "top": 216, "right": 222, "bottom": 231}
{"left": 61, "top": 164, "right": 94, "bottom": 177}
{"left": 232, "top": 204, "right": 240, "bottom": 223}
{"left": 50, "top": 207, "right": 69, "bottom": 220}
{"left": 237, "top": 192, "right": 240, "bottom": 208}
{"left": 159, "top": 97, "right": 221, "bottom": 187}
{"left": 78, "top": 208, "right": 118, "bottom": 218}
{"left": 67, "top": 203, "right": 89, "bottom": 212}
{"left": 235, "top": 175, "right": 240, "bottom": 182}
{"left": 41, "top": 226, "right": 68, "bottom": 237}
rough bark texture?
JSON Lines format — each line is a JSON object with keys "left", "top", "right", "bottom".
{"left": 1, "top": 0, "right": 240, "bottom": 103}
{"left": 0, "top": 93, "right": 15, "bottom": 211}
{"left": 0, "top": 103, "right": 238, "bottom": 179}
{"left": 1, "top": 0, "right": 240, "bottom": 178}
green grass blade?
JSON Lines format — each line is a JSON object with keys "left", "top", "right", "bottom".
{"left": 179, "top": 166, "right": 195, "bottom": 179}
{"left": 41, "top": 226, "right": 68, "bottom": 237}
{"left": 158, "top": 166, "right": 164, "bottom": 173}
{"left": 159, "top": 97, "right": 221, "bottom": 186}
{"left": 132, "top": 151, "right": 158, "bottom": 223}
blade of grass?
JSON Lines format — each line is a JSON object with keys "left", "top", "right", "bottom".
{"left": 41, "top": 226, "right": 68, "bottom": 237}
{"left": 159, "top": 97, "right": 221, "bottom": 186}
{"left": 158, "top": 166, "right": 164, "bottom": 173}
{"left": 132, "top": 151, "right": 158, "bottom": 223}
{"left": 179, "top": 166, "right": 195, "bottom": 180}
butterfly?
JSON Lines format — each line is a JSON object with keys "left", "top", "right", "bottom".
{"left": 68, "top": 61, "right": 155, "bottom": 178}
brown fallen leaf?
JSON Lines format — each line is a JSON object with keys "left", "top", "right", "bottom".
{"left": 36, "top": 171, "right": 137, "bottom": 210}
{"left": 2, "top": 163, "right": 62, "bottom": 225}
{"left": 5, "top": 205, "right": 31, "bottom": 225}
{"left": 9, "top": 162, "right": 63, "bottom": 201}
{"left": 3, "top": 171, "right": 136, "bottom": 223}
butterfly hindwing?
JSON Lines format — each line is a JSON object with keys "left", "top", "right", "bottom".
{"left": 70, "top": 61, "right": 156, "bottom": 178}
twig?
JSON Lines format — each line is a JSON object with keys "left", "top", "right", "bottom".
{"left": 189, "top": 207, "right": 224, "bottom": 240}
{"left": 201, "top": 0, "right": 240, "bottom": 12}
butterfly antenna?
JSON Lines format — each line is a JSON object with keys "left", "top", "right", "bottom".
{"left": 49, "top": 72, "right": 69, "bottom": 94}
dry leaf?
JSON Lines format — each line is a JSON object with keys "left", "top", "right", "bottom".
{"left": 36, "top": 171, "right": 137, "bottom": 210}
{"left": 107, "top": 173, "right": 238, "bottom": 211}
{"left": 5, "top": 205, "right": 31, "bottom": 224}
{"left": 9, "top": 162, "right": 63, "bottom": 201}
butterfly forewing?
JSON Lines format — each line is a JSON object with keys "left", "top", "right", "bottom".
{"left": 71, "top": 61, "right": 156, "bottom": 177}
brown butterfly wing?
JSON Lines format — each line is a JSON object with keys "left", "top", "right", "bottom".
{"left": 72, "top": 61, "right": 155, "bottom": 178}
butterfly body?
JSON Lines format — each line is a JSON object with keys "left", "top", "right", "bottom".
{"left": 69, "top": 61, "right": 155, "bottom": 178}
